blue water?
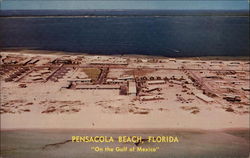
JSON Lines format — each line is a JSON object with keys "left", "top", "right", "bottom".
{"left": 0, "top": 11, "right": 249, "bottom": 57}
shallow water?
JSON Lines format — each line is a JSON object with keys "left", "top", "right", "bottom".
{"left": 1, "top": 129, "right": 249, "bottom": 158}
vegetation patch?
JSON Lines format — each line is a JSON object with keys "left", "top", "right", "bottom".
{"left": 81, "top": 68, "right": 101, "bottom": 81}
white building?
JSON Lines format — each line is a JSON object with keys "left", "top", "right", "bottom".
{"left": 147, "top": 80, "right": 166, "bottom": 85}
{"left": 128, "top": 81, "right": 137, "bottom": 96}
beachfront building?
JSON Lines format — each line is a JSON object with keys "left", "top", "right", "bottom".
{"left": 52, "top": 58, "right": 73, "bottom": 64}
{"left": 128, "top": 81, "right": 137, "bottom": 96}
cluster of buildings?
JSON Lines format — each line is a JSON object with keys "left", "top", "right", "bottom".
{"left": 1, "top": 53, "right": 249, "bottom": 106}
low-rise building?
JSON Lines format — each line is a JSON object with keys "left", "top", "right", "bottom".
{"left": 106, "top": 79, "right": 125, "bottom": 84}
{"left": 147, "top": 80, "right": 165, "bottom": 85}
{"left": 118, "top": 75, "right": 134, "bottom": 81}
{"left": 52, "top": 58, "right": 73, "bottom": 64}
{"left": 140, "top": 95, "right": 164, "bottom": 101}
{"left": 195, "top": 93, "right": 214, "bottom": 103}
{"left": 242, "top": 86, "right": 250, "bottom": 91}
{"left": 128, "top": 81, "right": 137, "bottom": 96}
{"left": 75, "top": 84, "right": 120, "bottom": 90}
{"left": 68, "top": 78, "right": 92, "bottom": 83}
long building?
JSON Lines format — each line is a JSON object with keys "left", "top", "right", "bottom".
{"left": 75, "top": 84, "right": 120, "bottom": 90}
{"left": 147, "top": 80, "right": 166, "bottom": 85}
{"left": 128, "top": 81, "right": 137, "bottom": 96}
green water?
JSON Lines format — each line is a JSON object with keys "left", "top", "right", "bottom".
{"left": 0, "top": 129, "right": 249, "bottom": 158}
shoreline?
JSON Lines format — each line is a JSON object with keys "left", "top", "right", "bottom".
{"left": 1, "top": 49, "right": 249, "bottom": 61}
{"left": 1, "top": 15, "right": 249, "bottom": 19}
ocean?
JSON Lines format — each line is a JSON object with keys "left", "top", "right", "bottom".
{"left": 0, "top": 10, "right": 249, "bottom": 57}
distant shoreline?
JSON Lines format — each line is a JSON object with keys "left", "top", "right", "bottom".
{"left": 1, "top": 49, "right": 249, "bottom": 61}
{"left": 1, "top": 9, "right": 249, "bottom": 18}
{"left": 1, "top": 15, "right": 249, "bottom": 18}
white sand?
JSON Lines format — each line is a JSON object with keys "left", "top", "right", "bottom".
{"left": 1, "top": 52, "right": 249, "bottom": 130}
{"left": 1, "top": 81, "right": 249, "bottom": 130}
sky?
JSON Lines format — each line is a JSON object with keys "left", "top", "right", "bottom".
{"left": 0, "top": 0, "right": 249, "bottom": 10}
